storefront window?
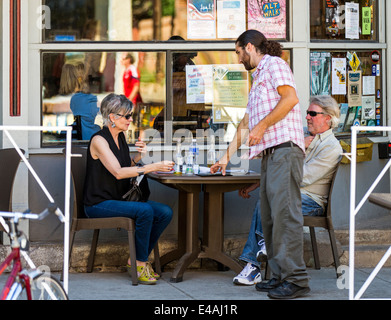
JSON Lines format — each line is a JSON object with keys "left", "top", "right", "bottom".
{"left": 41, "top": 49, "right": 290, "bottom": 146}
{"left": 310, "top": 0, "right": 378, "bottom": 41}
{"left": 41, "top": 51, "right": 166, "bottom": 146}
{"left": 42, "top": 0, "right": 288, "bottom": 42}
{"left": 43, "top": 0, "right": 177, "bottom": 41}
{"left": 310, "top": 50, "right": 382, "bottom": 136}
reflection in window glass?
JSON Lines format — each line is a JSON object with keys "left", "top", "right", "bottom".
{"left": 44, "top": 0, "right": 251, "bottom": 42}
{"left": 310, "top": 0, "right": 378, "bottom": 41}
{"left": 41, "top": 49, "right": 291, "bottom": 146}
{"left": 153, "top": 50, "right": 291, "bottom": 144}
{"left": 43, "top": 0, "right": 178, "bottom": 41}
{"left": 42, "top": 51, "right": 166, "bottom": 145}
{"left": 43, "top": 0, "right": 287, "bottom": 42}
{"left": 310, "top": 50, "right": 382, "bottom": 136}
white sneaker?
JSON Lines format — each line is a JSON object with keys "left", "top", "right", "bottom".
{"left": 256, "top": 241, "right": 267, "bottom": 262}
{"left": 233, "top": 263, "right": 262, "bottom": 286}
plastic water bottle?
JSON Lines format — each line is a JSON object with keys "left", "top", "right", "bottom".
{"left": 192, "top": 139, "right": 200, "bottom": 174}
{"left": 186, "top": 139, "right": 199, "bottom": 175}
{"left": 174, "top": 140, "right": 183, "bottom": 175}
{"left": 185, "top": 149, "right": 194, "bottom": 175}
{"left": 207, "top": 135, "right": 216, "bottom": 168}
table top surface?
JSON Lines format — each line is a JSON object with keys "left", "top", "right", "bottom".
{"left": 148, "top": 171, "right": 260, "bottom": 184}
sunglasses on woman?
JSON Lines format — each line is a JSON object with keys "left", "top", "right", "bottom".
{"left": 116, "top": 112, "right": 134, "bottom": 120}
{"left": 306, "top": 111, "right": 325, "bottom": 117}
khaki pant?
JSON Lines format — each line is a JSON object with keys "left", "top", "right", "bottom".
{"left": 260, "top": 145, "right": 310, "bottom": 287}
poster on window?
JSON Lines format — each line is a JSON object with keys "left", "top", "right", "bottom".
{"left": 217, "top": 0, "right": 246, "bottom": 39}
{"left": 212, "top": 65, "right": 248, "bottom": 123}
{"left": 362, "top": 96, "right": 376, "bottom": 120}
{"left": 332, "top": 58, "right": 346, "bottom": 95}
{"left": 345, "top": 2, "right": 359, "bottom": 39}
{"left": 186, "top": 65, "right": 214, "bottom": 104}
{"left": 187, "top": 0, "right": 216, "bottom": 39}
{"left": 325, "top": 0, "right": 341, "bottom": 37}
{"left": 348, "top": 71, "right": 362, "bottom": 107}
{"left": 362, "top": 7, "right": 372, "bottom": 35}
{"left": 248, "top": 0, "right": 287, "bottom": 39}
{"left": 310, "top": 52, "right": 331, "bottom": 96}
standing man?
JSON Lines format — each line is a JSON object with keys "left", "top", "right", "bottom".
{"left": 233, "top": 96, "right": 342, "bottom": 292}
{"left": 211, "top": 30, "right": 310, "bottom": 299}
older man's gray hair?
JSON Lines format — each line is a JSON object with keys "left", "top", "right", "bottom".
{"left": 310, "top": 95, "right": 340, "bottom": 129}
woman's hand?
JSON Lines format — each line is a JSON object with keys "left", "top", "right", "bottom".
{"left": 135, "top": 139, "right": 147, "bottom": 157}
{"left": 132, "top": 137, "right": 147, "bottom": 165}
{"left": 154, "top": 160, "right": 174, "bottom": 172}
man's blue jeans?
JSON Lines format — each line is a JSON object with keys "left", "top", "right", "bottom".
{"left": 84, "top": 200, "right": 173, "bottom": 262}
{"left": 239, "top": 194, "right": 323, "bottom": 268}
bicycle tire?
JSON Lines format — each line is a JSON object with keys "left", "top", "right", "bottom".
{"left": 18, "top": 274, "right": 68, "bottom": 300}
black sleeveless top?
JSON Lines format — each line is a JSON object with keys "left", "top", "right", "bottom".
{"left": 83, "top": 126, "right": 131, "bottom": 207}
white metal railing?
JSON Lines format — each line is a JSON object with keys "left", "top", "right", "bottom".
{"left": 349, "top": 126, "right": 391, "bottom": 300}
{"left": 0, "top": 126, "right": 71, "bottom": 294}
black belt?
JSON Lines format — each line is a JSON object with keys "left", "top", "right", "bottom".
{"left": 262, "top": 141, "right": 295, "bottom": 156}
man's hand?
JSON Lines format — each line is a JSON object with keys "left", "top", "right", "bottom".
{"left": 238, "top": 182, "right": 260, "bottom": 199}
{"left": 304, "top": 135, "right": 314, "bottom": 149}
{"left": 247, "top": 122, "right": 267, "bottom": 147}
{"left": 210, "top": 154, "right": 229, "bottom": 175}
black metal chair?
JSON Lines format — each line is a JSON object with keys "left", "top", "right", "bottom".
{"left": 72, "top": 115, "right": 82, "bottom": 140}
{"left": 63, "top": 147, "right": 160, "bottom": 285}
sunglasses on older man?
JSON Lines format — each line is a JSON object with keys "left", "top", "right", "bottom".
{"left": 116, "top": 112, "right": 133, "bottom": 120}
{"left": 306, "top": 111, "right": 325, "bottom": 117}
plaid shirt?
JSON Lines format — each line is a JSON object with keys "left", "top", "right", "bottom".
{"left": 246, "top": 54, "right": 305, "bottom": 159}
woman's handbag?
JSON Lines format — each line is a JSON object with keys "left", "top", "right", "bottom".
{"left": 122, "top": 175, "right": 150, "bottom": 202}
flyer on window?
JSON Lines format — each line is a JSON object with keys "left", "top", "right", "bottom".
{"left": 348, "top": 71, "right": 362, "bottom": 107}
{"left": 212, "top": 65, "right": 248, "bottom": 123}
{"left": 187, "top": 0, "right": 216, "bottom": 39}
{"left": 248, "top": 0, "right": 287, "bottom": 39}
{"left": 186, "top": 65, "right": 214, "bottom": 104}
{"left": 310, "top": 52, "right": 331, "bottom": 96}
{"left": 217, "top": 0, "right": 246, "bottom": 39}
{"left": 345, "top": 2, "right": 359, "bottom": 39}
{"left": 362, "top": 6, "right": 372, "bottom": 35}
{"left": 325, "top": 0, "right": 341, "bottom": 37}
{"left": 362, "top": 96, "right": 376, "bottom": 120}
{"left": 332, "top": 57, "right": 346, "bottom": 95}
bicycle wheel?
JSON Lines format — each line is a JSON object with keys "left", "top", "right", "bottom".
{"left": 28, "top": 274, "right": 68, "bottom": 300}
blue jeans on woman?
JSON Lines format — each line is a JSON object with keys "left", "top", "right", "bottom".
{"left": 84, "top": 200, "right": 173, "bottom": 262}
{"left": 239, "top": 194, "right": 323, "bottom": 269}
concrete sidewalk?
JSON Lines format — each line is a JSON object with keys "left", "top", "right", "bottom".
{"left": 61, "top": 267, "right": 391, "bottom": 300}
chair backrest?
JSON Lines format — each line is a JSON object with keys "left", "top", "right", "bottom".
{"left": 64, "top": 147, "right": 87, "bottom": 220}
{"left": 72, "top": 115, "right": 83, "bottom": 140}
{"left": 0, "top": 148, "right": 25, "bottom": 231}
{"left": 303, "top": 163, "right": 340, "bottom": 229}
{"left": 325, "top": 164, "right": 339, "bottom": 220}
